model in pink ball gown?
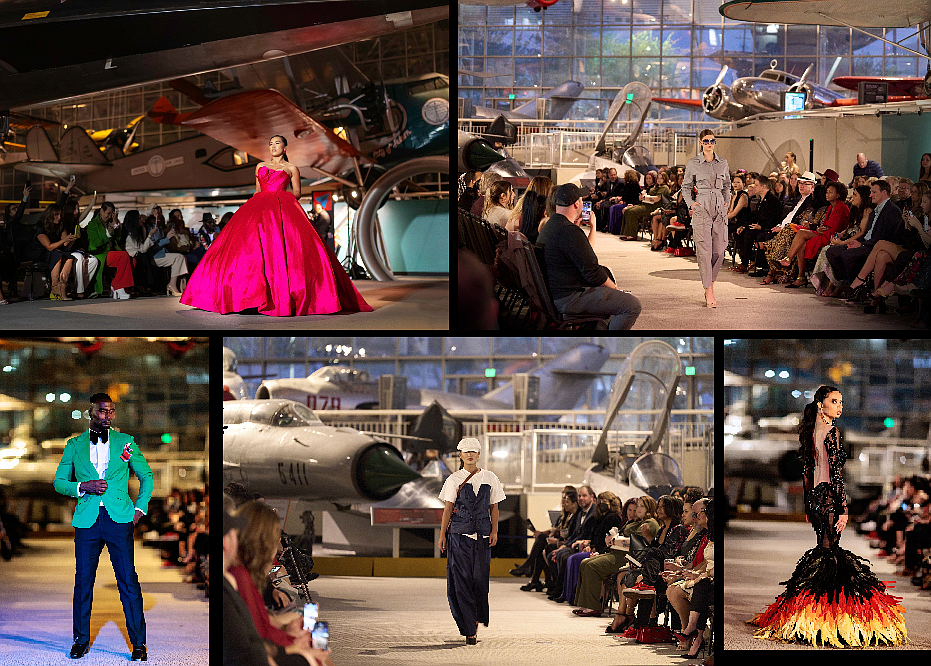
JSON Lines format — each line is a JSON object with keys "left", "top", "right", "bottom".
{"left": 180, "top": 136, "right": 372, "bottom": 316}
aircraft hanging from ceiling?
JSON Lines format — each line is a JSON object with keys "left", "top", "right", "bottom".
{"left": 653, "top": 62, "right": 847, "bottom": 121}
{"left": 0, "top": 1, "right": 448, "bottom": 110}
{"left": 719, "top": 0, "right": 931, "bottom": 96}
{"left": 459, "top": 81, "right": 585, "bottom": 120}
{"left": 460, "top": 0, "right": 561, "bottom": 10}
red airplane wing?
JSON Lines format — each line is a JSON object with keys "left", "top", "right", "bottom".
{"left": 180, "top": 89, "right": 373, "bottom": 176}
{"left": 652, "top": 97, "right": 704, "bottom": 111}
{"left": 832, "top": 76, "right": 925, "bottom": 98}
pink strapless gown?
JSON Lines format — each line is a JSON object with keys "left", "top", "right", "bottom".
{"left": 180, "top": 165, "right": 372, "bottom": 316}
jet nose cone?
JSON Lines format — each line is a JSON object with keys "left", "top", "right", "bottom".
{"left": 356, "top": 445, "right": 422, "bottom": 501}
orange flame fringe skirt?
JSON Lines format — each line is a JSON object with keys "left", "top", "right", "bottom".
{"left": 747, "top": 545, "right": 907, "bottom": 647}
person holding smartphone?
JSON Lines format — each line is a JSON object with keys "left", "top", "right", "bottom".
{"left": 438, "top": 438, "right": 506, "bottom": 645}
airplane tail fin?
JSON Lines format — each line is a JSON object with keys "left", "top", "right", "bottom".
{"left": 59, "top": 127, "right": 108, "bottom": 164}
{"left": 148, "top": 96, "right": 189, "bottom": 125}
{"left": 25, "top": 126, "right": 59, "bottom": 162}
{"left": 483, "top": 343, "right": 610, "bottom": 411}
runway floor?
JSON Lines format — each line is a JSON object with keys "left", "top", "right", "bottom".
{"left": 293, "top": 575, "right": 713, "bottom": 665}
{"left": 0, "top": 277, "right": 448, "bottom": 330}
{"left": 0, "top": 537, "right": 208, "bottom": 665}
{"left": 588, "top": 231, "right": 914, "bottom": 330}
{"left": 725, "top": 519, "right": 931, "bottom": 649}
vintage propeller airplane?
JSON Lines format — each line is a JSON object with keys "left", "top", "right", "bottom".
{"left": 720, "top": 0, "right": 931, "bottom": 97}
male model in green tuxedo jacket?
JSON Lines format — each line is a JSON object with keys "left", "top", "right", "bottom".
{"left": 53, "top": 393, "right": 152, "bottom": 661}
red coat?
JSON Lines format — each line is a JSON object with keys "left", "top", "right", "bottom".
{"left": 804, "top": 201, "right": 849, "bottom": 260}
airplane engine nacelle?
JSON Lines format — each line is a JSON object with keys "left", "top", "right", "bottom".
{"left": 458, "top": 131, "right": 506, "bottom": 172}
{"left": 786, "top": 81, "right": 841, "bottom": 110}
{"left": 701, "top": 84, "right": 745, "bottom": 121}
{"left": 786, "top": 81, "right": 816, "bottom": 109}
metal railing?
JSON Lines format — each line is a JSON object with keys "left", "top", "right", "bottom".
{"left": 318, "top": 408, "right": 714, "bottom": 493}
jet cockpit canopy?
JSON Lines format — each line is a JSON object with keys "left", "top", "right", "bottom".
{"left": 308, "top": 366, "right": 372, "bottom": 383}
{"left": 223, "top": 399, "right": 324, "bottom": 427}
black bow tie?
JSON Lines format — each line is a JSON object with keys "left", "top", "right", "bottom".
{"left": 90, "top": 430, "right": 106, "bottom": 445}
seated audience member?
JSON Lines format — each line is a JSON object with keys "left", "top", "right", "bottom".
{"left": 740, "top": 173, "right": 782, "bottom": 275}
{"left": 620, "top": 170, "right": 669, "bottom": 240}
{"left": 825, "top": 180, "right": 904, "bottom": 295}
{"left": 758, "top": 172, "right": 817, "bottom": 284}
{"left": 781, "top": 181, "right": 849, "bottom": 287}
{"left": 851, "top": 191, "right": 931, "bottom": 313}
{"left": 849, "top": 152, "right": 884, "bottom": 186}
{"left": 606, "top": 170, "right": 641, "bottom": 236}
{"left": 457, "top": 170, "right": 482, "bottom": 212}
{"left": 813, "top": 185, "right": 873, "bottom": 296}
{"left": 571, "top": 496, "right": 659, "bottom": 617}
{"left": 223, "top": 495, "right": 331, "bottom": 666}
{"left": 482, "top": 180, "right": 515, "bottom": 228}
{"left": 919, "top": 153, "right": 931, "bottom": 186}
{"left": 535, "top": 183, "right": 641, "bottom": 330}
{"left": 470, "top": 172, "right": 502, "bottom": 218}
{"left": 513, "top": 176, "right": 554, "bottom": 244}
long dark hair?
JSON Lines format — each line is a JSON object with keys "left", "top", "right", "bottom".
{"left": 798, "top": 385, "right": 839, "bottom": 465}
{"left": 270, "top": 134, "right": 289, "bottom": 162}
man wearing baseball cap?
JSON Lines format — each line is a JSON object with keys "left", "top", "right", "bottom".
{"left": 535, "top": 183, "right": 641, "bottom": 329}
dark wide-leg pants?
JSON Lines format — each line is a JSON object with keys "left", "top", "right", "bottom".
{"left": 446, "top": 533, "right": 491, "bottom": 636}
{"left": 73, "top": 506, "right": 146, "bottom": 646}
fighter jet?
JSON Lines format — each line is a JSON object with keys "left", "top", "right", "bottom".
{"left": 584, "top": 340, "right": 695, "bottom": 504}
{"left": 254, "top": 342, "right": 611, "bottom": 412}
{"left": 223, "top": 399, "right": 421, "bottom": 504}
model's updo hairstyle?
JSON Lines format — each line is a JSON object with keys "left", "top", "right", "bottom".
{"left": 798, "top": 385, "right": 839, "bottom": 464}
{"left": 270, "top": 134, "right": 289, "bottom": 162}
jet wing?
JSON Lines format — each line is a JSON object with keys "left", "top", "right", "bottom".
{"left": 719, "top": 0, "right": 931, "bottom": 27}
{"left": 181, "top": 89, "right": 374, "bottom": 177}
{"left": 832, "top": 76, "right": 926, "bottom": 97}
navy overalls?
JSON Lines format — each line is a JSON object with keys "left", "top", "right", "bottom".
{"left": 446, "top": 481, "right": 492, "bottom": 636}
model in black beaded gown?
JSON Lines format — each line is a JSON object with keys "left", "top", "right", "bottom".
{"left": 748, "top": 385, "right": 907, "bottom": 647}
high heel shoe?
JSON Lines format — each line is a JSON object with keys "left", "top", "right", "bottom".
{"left": 863, "top": 296, "right": 886, "bottom": 315}
{"left": 681, "top": 631, "right": 704, "bottom": 658}
{"left": 606, "top": 613, "right": 633, "bottom": 634}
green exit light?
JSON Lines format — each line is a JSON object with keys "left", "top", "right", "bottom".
{"left": 509, "top": 94, "right": 515, "bottom": 100}
{"left": 485, "top": 368, "right": 496, "bottom": 378}
{"left": 626, "top": 93, "right": 634, "bottom": 102}
{"left": 883, "top": 418, "right": 895, "bottom": 428}
{"left": 161, "top": 433, "right": 172, "bottom": 444}
{"left": 685, "top": 366, "right": 695, "bottom": 376}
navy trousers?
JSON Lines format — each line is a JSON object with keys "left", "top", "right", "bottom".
{"left": 446, "top": 533, "right": 491, "bottom": 636}
{"left": 73, "top": 506, "right": 145, "bottom": 646}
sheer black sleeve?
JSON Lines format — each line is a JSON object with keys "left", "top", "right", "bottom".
{"left": 827, "top": 427, "right": 847, "bottom": 516}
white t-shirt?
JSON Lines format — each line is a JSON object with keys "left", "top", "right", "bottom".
{"left": 439, "top": 468, "right": 506, "bottom": 540}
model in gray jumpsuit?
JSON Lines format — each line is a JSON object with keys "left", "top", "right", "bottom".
{"left": 682, "top": 144, "right": 731, "bottom": 303}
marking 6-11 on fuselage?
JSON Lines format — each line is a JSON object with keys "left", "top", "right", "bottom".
{"left": 279, "top": 461, "right": 311, "bottom": 486}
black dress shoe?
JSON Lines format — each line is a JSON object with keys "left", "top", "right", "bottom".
{"left": 131, "top": 645, "right": 147, "bottom": 661}
{"left": 70, "top": 642, "right": 89, "bottom": 659}
{"left": 466, "top": 636, "right": 477, "bottom": 645}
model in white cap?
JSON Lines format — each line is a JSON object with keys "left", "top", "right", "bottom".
{"left": 438, "top": 437, "right": 506, "bottom": 645}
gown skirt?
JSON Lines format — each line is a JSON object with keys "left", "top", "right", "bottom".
{"left": 180, "top": 170, "right": 372, "bottom": 316}
{"left": 747, "top": 532, "right": 907, "bottom": 646}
